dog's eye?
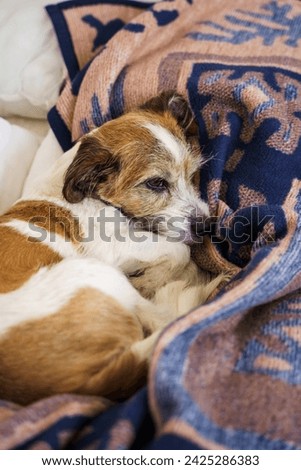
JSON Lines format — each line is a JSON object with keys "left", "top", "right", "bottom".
{"left": 145, "top": 178, "right": 169, "bottom": 192}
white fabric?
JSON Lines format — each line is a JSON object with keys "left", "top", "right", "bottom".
{"left": 22, "top": 129, "right": 63, "bottom": 197}
{"left": 0, "top": 0, "right": 65, "bottom": 119}
{"left": 0, "top": 117, "right": 42, "bottom": 214}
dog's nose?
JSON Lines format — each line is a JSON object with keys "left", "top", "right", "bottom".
{"left": 190, "top": 216, "right": 213, "bottom": 236}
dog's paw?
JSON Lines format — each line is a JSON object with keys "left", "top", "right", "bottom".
{"left": 129, "top": 256, "right": 179, "bottom": 299}
{"left": 203, "top": 271, "right": 232, "bottom": 302}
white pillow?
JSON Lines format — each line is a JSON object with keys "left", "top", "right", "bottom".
{"left": 0, "top": 117, "right": 42, "bottom": 214}
{"left": 0, "top": 0, "right": 65, "bottom": 119}
{"left": 22, "top": 129, "right": 63, "bottom": 197}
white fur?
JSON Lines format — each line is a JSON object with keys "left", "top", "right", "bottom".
{"left": 21, "top": 194, "right": 191, "bottom": 274}
{"left": 74, "top": 200, "right": 191, "bottom": 272}
{"left": 154, "top": 273, "right": 226, "bottom": 318}
{"left": 153, "top": 174, "right": 210, "bottom": 242}
{"left": 143, "top": 122, "right": 186, "bottom": 163}
{"left": 174, "top": 175, "right": 210, "bottom": 218}
{"left": 1, "top": 123, "right": 219, "bottom": 344}
{"left": 0, "top": 109, "right": 229, "bottom": 406}
{"left": 0, "top": 194, "right": 193, "bottom": 339}
{"left": 2, "top": 219, "right": 79, "bottom": 259}
{"left": 0, "top": 258, "right": 149, "bottom": 336}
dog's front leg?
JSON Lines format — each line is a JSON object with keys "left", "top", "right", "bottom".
{"left": 78, "top": 206, "right": 191, "bottom": 298}
{"left": 120, "top": 233, "right": 191, "bottom": 299}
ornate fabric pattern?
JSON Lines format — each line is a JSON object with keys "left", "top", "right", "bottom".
{"left": 1, "top": 0, "right": 301, "bottom": 450}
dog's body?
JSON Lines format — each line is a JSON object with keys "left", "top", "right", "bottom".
{"left": 0, "top": 92, "right": 226, "bottom": 405}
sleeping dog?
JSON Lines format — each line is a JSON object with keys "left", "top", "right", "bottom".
{"left": 0, "top": 92, "right": 226, "bottom": 405}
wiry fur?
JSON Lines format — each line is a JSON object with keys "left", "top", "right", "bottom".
{"left": 0, "top": 91, "right": 228, "bottom": 405}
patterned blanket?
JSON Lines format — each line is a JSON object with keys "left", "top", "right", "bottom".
{"left": 1, "top": 0, "right": 301, "bottom": 449}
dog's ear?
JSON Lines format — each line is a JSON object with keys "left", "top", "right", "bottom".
{"left": 140, "top": 90, "right": 199, "bottom": 138}
{"left": 63, "top": 135, "right": 120, "bottom": 203}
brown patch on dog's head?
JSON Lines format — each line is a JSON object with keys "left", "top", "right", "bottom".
{"left": 63, "top": 91, "right": 209, "bottom": 241}
{"left": 62, "top": 137, "right": 121, "bottom": 204}
{"left": 140, "top": 90, "right": 199, "bottom": 141}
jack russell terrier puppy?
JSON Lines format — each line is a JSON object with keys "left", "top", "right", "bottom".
{"left": 0, "top": 91, "right": 227, "bottom": 405}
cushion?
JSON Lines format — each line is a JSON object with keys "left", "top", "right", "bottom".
{"left": 0, "top": 117, "right": 42, "bottom": 213}
{"left": 0, "top": 0, "right": 65, "bottom": 119}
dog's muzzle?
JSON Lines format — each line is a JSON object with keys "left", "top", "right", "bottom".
{"left": 190, "top": 215, "right": 215, "bottom": 238}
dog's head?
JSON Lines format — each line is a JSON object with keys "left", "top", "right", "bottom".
{"left": 63, "top": 91, "right": 210, "bottom": 243}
